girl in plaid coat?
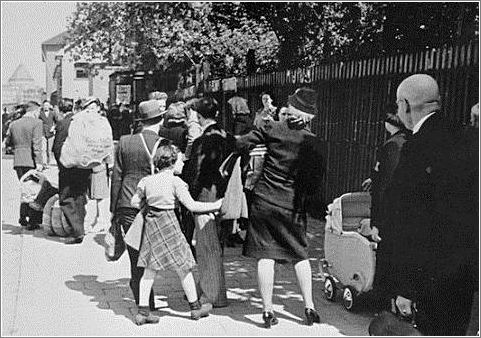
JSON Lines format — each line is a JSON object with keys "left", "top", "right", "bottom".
{"left": 131, "top": 142, "right": 222, "bottom": 325}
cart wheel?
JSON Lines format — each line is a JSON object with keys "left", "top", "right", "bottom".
{"left": 324, "top": 277, "right": 336, "bottom": 301}
{"left": 342, "top": 287, "right": 356, "bottom": 311}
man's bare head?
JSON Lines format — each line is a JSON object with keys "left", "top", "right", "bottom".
{"left": 396, "top": 74, "right": 441, "bottom": 130}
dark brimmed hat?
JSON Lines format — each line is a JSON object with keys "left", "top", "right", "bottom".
{"left": 288, "top": 87, "right": 318, "bottom": 115}
{"left": 135, "top": 100, "right": 165, "bottom": 121}
{"left": 82, "top": 96, "right": 100, "bottom": 109}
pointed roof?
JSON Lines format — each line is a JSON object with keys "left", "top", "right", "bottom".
{"left": 9, "top": 64, "right": 34, "bottom": 83}
{"left": 42, "top": 31, "right": 70, "bottom": 46}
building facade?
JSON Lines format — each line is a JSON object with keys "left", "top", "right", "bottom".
{"left": 42, "top": 31, "right": 124, "bottom": 105}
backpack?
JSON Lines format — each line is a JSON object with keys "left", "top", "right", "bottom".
{"left": 60, "top": 110, "right": 114, "bottom": 169}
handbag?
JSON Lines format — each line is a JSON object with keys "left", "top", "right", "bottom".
{"left": 104, "top": 216, "right": 126, "bottom": 262}
{"left": 368, "top": 309, "right": 422, "bottom": 336}
{"left": 124, "top": 207, "right": 145, "bottom": 251}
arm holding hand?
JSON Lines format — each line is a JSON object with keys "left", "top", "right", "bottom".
{"left": 174, "top": 177, "right": 222, "bottom": 213}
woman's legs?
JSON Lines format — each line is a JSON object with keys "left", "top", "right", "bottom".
{"left": 139, "top": 268, "right": 156, "bottom": 307}
{"left": 177, "top": 269, "right": 212, "bottom": 320}
{"left": 177, "top": 269, "right": 198, "bottom": 303}
{"left": 294, "top": 259, "right": 315, "bottom": 309}
{"left": 135, "top": 268, "right": 159, "bottom": 325}
{"left": 257, "top": 258, "right": 275, "bottom": 312}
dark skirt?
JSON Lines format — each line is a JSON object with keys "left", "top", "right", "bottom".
{"left": 138, "top": 208, "right": 196, "bottom": 274}
{"left": 243, "top": 196, "right": 309, "bottom": 262}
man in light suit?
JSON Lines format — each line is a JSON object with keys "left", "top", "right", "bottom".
{"left": 5, "top": 101, "right": 43, "bottom": 229}
{"left": 376, "top": 74, "right": 477, "bottom": 335}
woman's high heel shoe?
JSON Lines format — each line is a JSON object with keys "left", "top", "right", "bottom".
{"left": 305, "top": 308, "right": 321, "bottom": 326}
{"left": 262, "top": 311, "right": 279, "bottom": 328}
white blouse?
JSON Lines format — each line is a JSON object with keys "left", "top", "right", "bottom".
{"left": 131, "top": 169, "right": 220, "bottom": 213}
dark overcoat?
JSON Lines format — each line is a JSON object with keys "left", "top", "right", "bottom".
{"left": 182, "top": 123, "right": 236, "bottom": 201}
{"left": 370, "top": 130, "right": 409, "bottom": 226}
{"left": 376, "top": 112, "right": 478, "bottom": 336}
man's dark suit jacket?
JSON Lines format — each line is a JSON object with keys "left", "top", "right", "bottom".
{"left": 182, "top": 123, "right": 236, "bottom": 201}
{"left": 158, "top": 120, "right": 187, "bottom": 153}
{"left": 376, "top": 112, "right": 477, "bottom": 335}
{"left": 110, "top": 130, "right": 161, "bottom": 212}
{"left": 39, "top": 108, "right": 62, "bottom": 138}
{"left": 6, "top": 115, "right": 43, "bottom": 168}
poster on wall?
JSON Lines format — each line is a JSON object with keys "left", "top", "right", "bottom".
{"left": 222, "top": 77, "right": 237, "bottom": 92}
{"left": 116, "top": 85, "right": 131, "bottom": 104}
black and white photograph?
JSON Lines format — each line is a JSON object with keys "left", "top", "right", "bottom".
{"left": 1, "top": 1, "right": 479, "bottom": 336}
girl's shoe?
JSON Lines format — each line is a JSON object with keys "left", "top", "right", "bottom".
{"left": 305, "top": 308, "right": 321, "bottom": 326}
{"left": 134, "top": 306, "right": 160, "bottom": 325}
{"left": 262, "top": 311, "right": 279, "bottom": 328}
{"left": 189, "top": 300, "right": 212, "bottom": 320}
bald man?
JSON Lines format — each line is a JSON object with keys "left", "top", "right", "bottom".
{"left": 374, "top": 74, "right": 477, "bottom": 336}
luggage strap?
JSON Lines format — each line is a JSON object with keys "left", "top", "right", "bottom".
{"left": 138, "top": 133, "right": 162, "bottom": 175}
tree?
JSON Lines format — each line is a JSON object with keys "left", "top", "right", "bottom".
{"left": 373, "top": 2, "right": 479, "bottom": 55}
{"left": 67, "top": 2, "right": 279, "bottom": 76}
{"left": 240, "top": 2, "right": 383, "bottom": 69}
{"left": 67, "top": 2, "right": 479, "bottom": 75}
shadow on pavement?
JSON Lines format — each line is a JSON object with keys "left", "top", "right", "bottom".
{"left": 64, "top": 217, "right": 376, "bottom": 333}
{"left": 1, "top": 222, "right": 65, "bottom": 243}
{"left": 65, "top": 275, "right": 140, "bottom": 322}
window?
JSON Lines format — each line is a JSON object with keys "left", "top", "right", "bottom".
{"left": 75, "top": 68, "right": 88, "bottom": 79}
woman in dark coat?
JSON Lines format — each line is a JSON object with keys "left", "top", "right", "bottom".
{"left": 236, "top": 88, "right": 326, "bottom": 328}
{"left": 369, "top": 112, "right": 410, "bottom": 229}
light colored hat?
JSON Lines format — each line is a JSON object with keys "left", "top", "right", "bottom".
{"left": 135, "top": 100, "right": 165, "bottom": 121}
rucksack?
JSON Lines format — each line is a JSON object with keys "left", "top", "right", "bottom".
{"left": 60, "top": 110, "right": 114, "bottom": 169}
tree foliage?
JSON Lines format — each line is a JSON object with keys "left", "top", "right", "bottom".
{"left": 67, "top": 2, "right": 279, "bottom": 76}
{"left": 67, "top": 2, "right": 479, "bottom": 75}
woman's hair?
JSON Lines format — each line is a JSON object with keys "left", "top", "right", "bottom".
{"left": 384, "top": 112, "right": 407, "bottom": 130}
{"left": 59, "top": 98, "right": 73, "bottom": 113}
{"left": 193, "top": 97, "right": 218, "bottom": 119}
{"left": 153, "top": 140, "right": 179, "bottom": 171}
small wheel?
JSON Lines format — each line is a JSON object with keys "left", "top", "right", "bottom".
{"left": 324, "top": 277, "right": 336, "bottom": 301}
{"left": 342, "top": 286, "right": 356, "bottom": 311}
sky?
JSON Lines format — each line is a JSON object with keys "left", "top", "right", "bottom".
{"left": 1, "top": 1, "right": 77, "bottom": 88}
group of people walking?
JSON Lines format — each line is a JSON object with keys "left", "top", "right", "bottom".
{"left": 3, "top": 73, "right": 478, "bottom": 335}
{"left": 108, "top": 87, "right": 326, "bottom": 326}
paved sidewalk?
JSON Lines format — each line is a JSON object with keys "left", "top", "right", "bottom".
{"left": 2, "top": 158, "right": 476, "bottom": 336}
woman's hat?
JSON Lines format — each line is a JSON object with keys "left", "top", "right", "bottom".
{"left": 135, "top": 100, "right": 165, "bottom": 121}
{"left": 288, "top": 87, "right": 318, "bottom": 115}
